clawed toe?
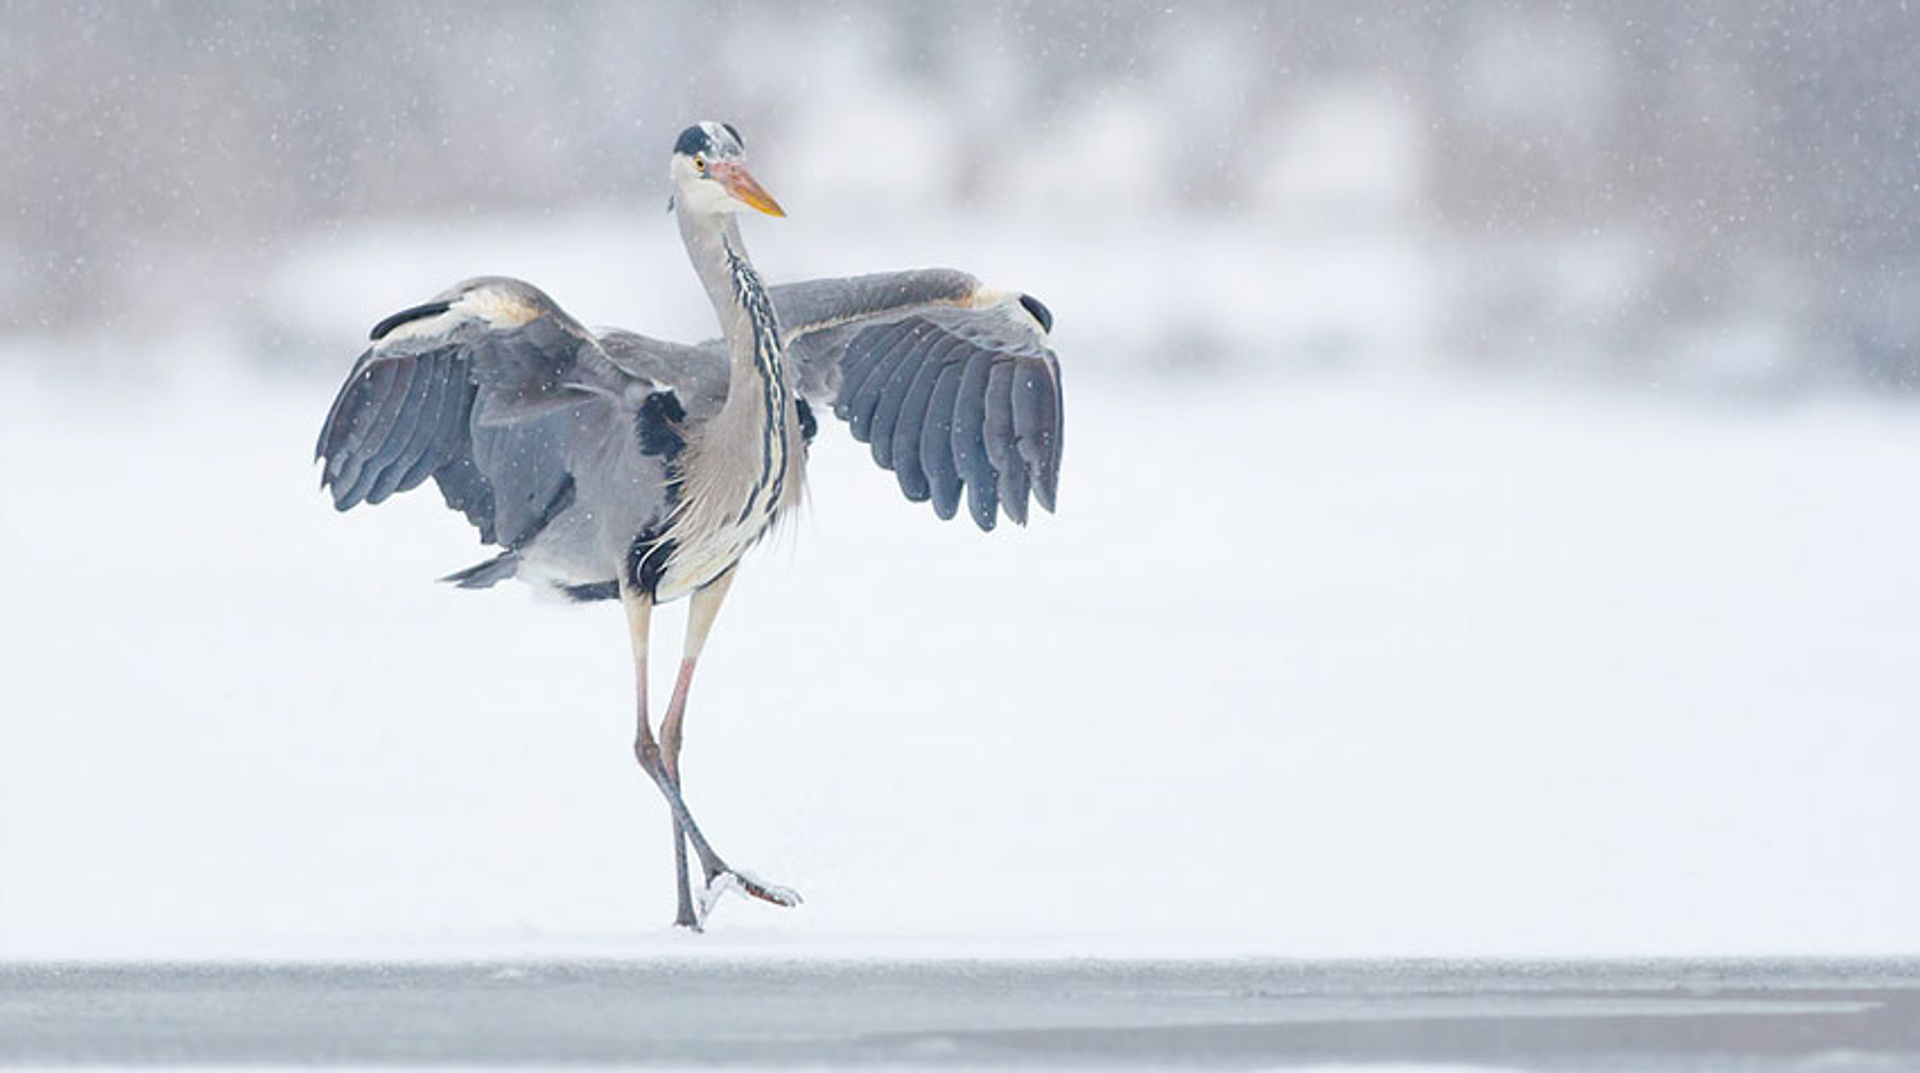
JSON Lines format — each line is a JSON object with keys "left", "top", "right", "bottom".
{"left": 700, "top": 868, "right": 803, "bottom": 916}
{"left": 735, "top": 869, "right": 803, "bottom": 907}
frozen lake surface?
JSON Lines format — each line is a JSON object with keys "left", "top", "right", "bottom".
{"left": 3, "top": 958, "right": 1916, "bottom": 1068}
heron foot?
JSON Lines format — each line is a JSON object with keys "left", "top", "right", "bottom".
{"left": 633, "top": 751, "right": 799, "bottom": 923}
{"left": 700, "top": 867, "right": 803, "bottom": 918}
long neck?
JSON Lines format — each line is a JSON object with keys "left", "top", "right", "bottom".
{"left": 676, "top": 205, "right": 793, "bottom": 522}
{"left": 679, "top": 209, "right": 785, "bottom": 400}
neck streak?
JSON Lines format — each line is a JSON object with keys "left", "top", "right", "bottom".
{"left": 676, "top": 208, "right": 792, "bottom": 525}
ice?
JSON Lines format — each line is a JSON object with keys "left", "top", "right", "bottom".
{"left": 4, "top": 958, "right": 1916, "bottom": 1067}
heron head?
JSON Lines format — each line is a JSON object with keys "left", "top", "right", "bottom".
{"left": 669, "top": 121, "right": 785, "bottom": 218}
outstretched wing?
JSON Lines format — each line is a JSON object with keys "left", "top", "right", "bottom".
{"left": 315, "top": 276, "right": 653, "bottom": 550}
{"left": 772, "top": 270, "right": 1064, "bottom": 531}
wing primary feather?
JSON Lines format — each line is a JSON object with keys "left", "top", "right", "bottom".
{"left": 889, "top": 336, "right": 961, "bottom": 502}
{"left": 951, "top": 352, "right": 998, "bottom": 530}
{"left": 333, "top": 357, "right": 418, "bottom": 508}
{"left": 408, "top": 354, "right": 470, "bottom": 493}
{"left": 983, "top": 359, "right": 1029, "bottom": 524}
{"left": 344, "top": 355, "right": 417, "bottom": 463}
{"left": 845, "top": 321, "right": 924, "bottom": 441}
{"left": 317, "top": 351, "right": 374, "bottom": 463}
{"left": 920, "top": 362, "right": 965, "bottom": 520}
{"left": 1001, "top": 444, "right": 1032, "bottom": 525}
{"left": 325, "top": 359, "right": 393, "bottom": 487}
{"left": 1010, "top": 358, "right": 1060, "bottom": 513}
{"left": 835, "top": 320, "right": 916, "bottom": 419}
{"left": 1037, "top": 357, "right": 1064, "bottom": 511}
{"left": 386, "top": 351, "right": 464, "bottom": 499}
{"left": 380, "top": 353, "right": 447, "bottom": 497}
{"left": 836, "top": 321, "right": 896, "bottom": 391}
{"left": 393, "top": 352, "right": 464, "bottom": 493}
{"left": 357, "top": 349, "right": 440, "bottom": 505}
{"left": 867, "top": 326, "right": 940, "bottom": 469}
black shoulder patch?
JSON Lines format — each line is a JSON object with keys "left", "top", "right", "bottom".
{"left": 673, "top": 125, "right": 713, "bottom": 157}
{"left": 370, "top": 300, "right": 453, "bottom": 342}
{"left": 635, "top": 390, "right": 687, "bottom": 457}
{"left": 1018, "top": 294, "right": 1053, "bottom": 334}
{"left": 626, "top": 526, "right": 676, "bottom": 596}
{"left": 796, "top": 396, "right": 818, "bottom": 443}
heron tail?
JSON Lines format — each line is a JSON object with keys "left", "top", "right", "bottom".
{"left": 440, "top": 550, "right": 520, "bottom": 589}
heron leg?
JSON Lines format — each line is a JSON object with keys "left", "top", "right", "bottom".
{"left": 621, "top": 579, "right": 799, "bottom": 928}
{"left": 661, "top": 568, "right": 735, "bottom": 929}
{"left": 670, "top": 801, "right": 696, "bottom": 929}
{"left": 621, "top": 586, "right": 685, "bottom": 927}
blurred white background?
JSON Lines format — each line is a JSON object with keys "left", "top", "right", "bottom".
{"left": 2, "top": 1, "right": 1916, "bottom": 959}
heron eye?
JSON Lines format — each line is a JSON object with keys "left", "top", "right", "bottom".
{"left": 694, "top": 156, "right": 706, "bottom": 173}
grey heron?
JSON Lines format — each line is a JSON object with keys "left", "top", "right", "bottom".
{"left": 315, "top": 121, "right": 1064, "bottom": 930}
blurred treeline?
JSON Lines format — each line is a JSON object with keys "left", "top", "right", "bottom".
{"left": 2, "top": 0, "right": 1914, "bottom": 388}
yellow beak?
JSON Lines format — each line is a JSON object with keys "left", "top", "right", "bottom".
{"left": 713, "top": 162, "right": 786, "bottom": 217}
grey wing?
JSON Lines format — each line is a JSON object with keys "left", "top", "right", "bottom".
{"left": 316, "top": 276, "right": 664, "bottom": 554}
{"left": 772, "top": 270, "right": 1064, "bottom": 531}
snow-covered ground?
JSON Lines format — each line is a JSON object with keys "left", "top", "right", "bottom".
{"left": 3, "top": 332, "right": 1917, "bottom": 960}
